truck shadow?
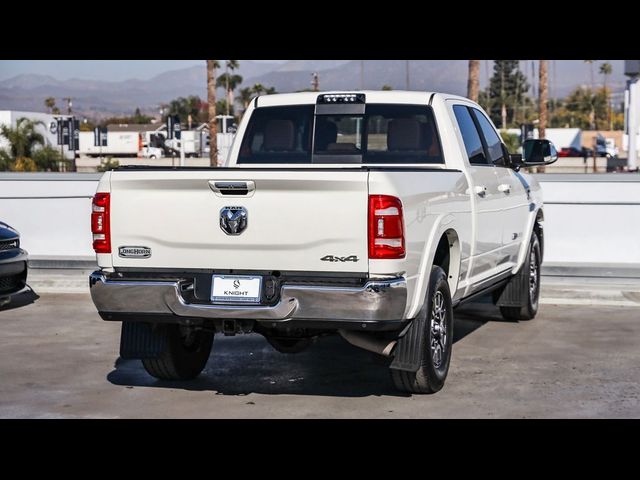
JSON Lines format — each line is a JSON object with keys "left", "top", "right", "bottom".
{"left": 106, "top": 300, "right": 499, "bottom": 398}
{"left": 0, "top": 285, "right": 39, "bottom": 312}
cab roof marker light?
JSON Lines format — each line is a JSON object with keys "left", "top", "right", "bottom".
{"left": 317, "top": 93, "right": 366, "bottom": 104}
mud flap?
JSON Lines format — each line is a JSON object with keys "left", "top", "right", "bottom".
{"left": 389, "top": 317, "right": 424, "bottom": 373}
{"left": 495, "top": 250, "right": 530, "bottom": 308}
{"left": 119, "top": 322, "right": 167, "bottom": 359}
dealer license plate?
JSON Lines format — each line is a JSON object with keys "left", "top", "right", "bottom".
{"left": 211, "top": 275, "right": 262, "bottom": 304}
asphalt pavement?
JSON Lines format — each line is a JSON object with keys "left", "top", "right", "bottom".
{"left": 1, "top": 286, "right": 639, "bottom": 418}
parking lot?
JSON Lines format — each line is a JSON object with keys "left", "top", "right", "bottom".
{"left": 1, "top": 286, "right": 639, "bottom": 419}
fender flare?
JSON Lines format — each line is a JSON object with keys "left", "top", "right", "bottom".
{"left": 405, "top": 213, "right": 462, "bottom": 320}
{"left": 512, "top": 204, "right": 544, "bottom": 275}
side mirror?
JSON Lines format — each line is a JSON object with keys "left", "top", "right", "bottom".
{"left": 522, "top": 139, "right": 558, "bottom": 166}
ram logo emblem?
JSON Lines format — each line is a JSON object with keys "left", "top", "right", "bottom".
{"left": 220, "top": 207, "right": 248, "bottom": 235}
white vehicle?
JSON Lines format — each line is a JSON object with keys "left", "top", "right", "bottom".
{"left": 164, "top": 130, "right": 202, "bottom": 158}
{"left": 78, "top": 131, "right": 164, "bottom": 159}
{"left": 89, "top": 91, "right": 557, "bottom": 394}
{"left": 596, "top": 135, "right": 619, "bottom": 159}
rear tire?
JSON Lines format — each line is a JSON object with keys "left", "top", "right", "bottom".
{"left": 142, "top": 324, "right": 213, "bottom": 380}
{"left": 390, "top": 266, "right": 453, "bottom": 394}
{"left": 500, "top": 231, "right": 541, "bottom": 321}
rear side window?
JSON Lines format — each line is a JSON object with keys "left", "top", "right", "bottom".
{"left": 453, "top": 105, "right": 488, "bottom": 165}
{"left": 238, "top": 105, "right": 313, "bottom": 164}
{"left": 471, "top": 108, "right": 506, "bottom": 165}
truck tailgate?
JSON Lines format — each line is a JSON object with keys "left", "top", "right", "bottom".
{"left": 109, "top": 170, "right": 369, "bottom": 273}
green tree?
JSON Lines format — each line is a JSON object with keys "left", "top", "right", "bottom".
{"left": 484, "top": 60, "right": 529, "bottom": 128}
{"left": 381, "top": 84, "right": 393, "bottom": 91}
{"left": 32, "top": 146, "right": 68, "bottom": 171}
{"left": 217, "top": 60, "right": 242, "bottom": 116}
{"left": 500, "top": 131, "right": 520, "bottom": 153}
{"left": 102, "top": 108, "right": 154, "bottom": 126}
{"left": 0, "top": 117, "right": 45, "bottom": 159}
{"left": 0, "top": 118, "right": 69, "bottom": 172}
{"left": 44, "top": 97, "right": 56, "bottom": 114}
{"left": 252, "top": 83, "right": 266, "bottom": 96}
{"left": 237, "top": 87, "right": 254, "bottom": 111}
{"left": 0, "top": 150, "right": 11, "bottom": 171}
{"left": 216, "top": 99, "right": 234, "bottom": 117}
{"left": 97, "top": 157, "right": 120, "bottom": 172}
{"left": 549, "top": 87, "right": 610, "bottom": 130}
{"left": 599, "top": 62, "right": 613, "bottom": 129}
{"left": 163, "top": 96, "right": 206, "bottom": 124}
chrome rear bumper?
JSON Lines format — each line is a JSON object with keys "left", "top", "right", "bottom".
{"left": 89, "top": 271, "right": 406, "bottom": 323}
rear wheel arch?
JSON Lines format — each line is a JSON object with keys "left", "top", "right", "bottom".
{"left": 432, "top": 229, "right": 461, "bottom": 295}
{"left": 534, "top": 208, "right": 544, "bottom": 260}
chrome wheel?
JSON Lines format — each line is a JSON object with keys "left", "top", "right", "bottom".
{"left": 529, "top": 246, "right": 539, "bottom": 300}
{"left": 430, "top": 290, "right": 447, "bottom": 369}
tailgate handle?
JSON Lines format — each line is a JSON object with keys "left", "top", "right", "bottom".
{"left": 209, "top": 181, "right": 255, "bottom": 197}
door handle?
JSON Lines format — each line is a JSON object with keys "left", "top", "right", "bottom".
{"left": 498, "top": 183, "right": 511, "bottom": 194}
{"left": 474, "top": 185, "right": 488, "bottom": 197}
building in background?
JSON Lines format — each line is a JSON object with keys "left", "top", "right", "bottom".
{"left": 0, "top": 110, "right": 74, "bottom": 160}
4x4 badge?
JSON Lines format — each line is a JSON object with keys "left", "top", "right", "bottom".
{"left": 320, "top": 255, "right": 359, "bottom": 262}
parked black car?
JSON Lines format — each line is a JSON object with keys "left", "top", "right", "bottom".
{"left": 0, "top": 222, "right": 28, "bottom": 307}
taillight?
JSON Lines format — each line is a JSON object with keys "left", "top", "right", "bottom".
{"left": 91, "top": 193, "right": 111, "bottom": 254}
{"left": 368, "top": 195, "right": 405, "bottom": 259}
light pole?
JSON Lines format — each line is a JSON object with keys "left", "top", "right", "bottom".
{"left": 405, "top": 60, "right": 410, "bottom": 90}
{"left": 64, "top": 97, "right": 72, "bottom": 115}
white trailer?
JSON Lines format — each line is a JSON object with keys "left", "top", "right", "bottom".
{"left": 164, "top": 130, "right": 202, "bottom": 158}
{"left": 79, "top": 131, "right": 139, "bottom": 157}
{"left": 542, "top": 128, "right": 582, "bottom": 150}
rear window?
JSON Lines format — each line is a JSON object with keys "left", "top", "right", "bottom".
{"left": 238, "top": 105, "right": 314, "bottom": 164}
{"left": 237, "top": 103, "right": 443, "bottom": 164}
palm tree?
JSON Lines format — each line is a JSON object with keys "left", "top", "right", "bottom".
{"left": 539, "top": 60, "right": 548, "bottom": 140}
{"left": 237, "top": 87, "right": 254, "bottom": 111}
{"left": 207, "top": 60, "right": 220, "bottom": 167}
{"left": 225, "top": 60, "right": 240, "bottom": 113}
{"left": 538, "top": 60, "right": 548, "bottom": 173}
{"left": 600, "top": 62, "right": 613, "bottom": 129}
{"left": 44, "top": 97, "right": 56, "bottom": 114}
{"left": 467, "top": 60, "right": 480, "bottom": 102}
{"left": 264, "top": 87, "right": 277, "bottom": 95}
{"left": 217, "top": 72, "right": 243, "bottom": 115}
{"left": 584, "top": 60, "right": 596, "bottom": 90}
{"left": 0, "top": 117, "right": 45, "bottom": 159}
{"left": 252, "top": 83, "right": 266, "bottom": 96}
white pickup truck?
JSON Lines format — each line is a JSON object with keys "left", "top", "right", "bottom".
{"left": 89, "top": 91, "right": 557, "bottom": 394}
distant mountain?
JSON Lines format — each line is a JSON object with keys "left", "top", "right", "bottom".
{"left": 0, "top": 60, "right": 628, "bottom": 118}
{"left": 274, "top": 60, "right": 351, "bottom": 72}
{"left": 245, "top": 60, "right": 469, "bottom": 95}
{"left": 0, "top": 60, "right": 281, "bottom": 118}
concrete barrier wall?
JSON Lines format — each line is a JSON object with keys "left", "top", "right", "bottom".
{"left": 1, "top": 172, "right": 639, "bottom": 275}
{"left": 0, "top": 173, "right": 100, "bottom": 261}
{"left": 535, "top": 174, "right": 640, "bottom": 276}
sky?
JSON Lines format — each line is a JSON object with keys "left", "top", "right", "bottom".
{"left": 0, "top": 60, "right": 286, "bottom": 82}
